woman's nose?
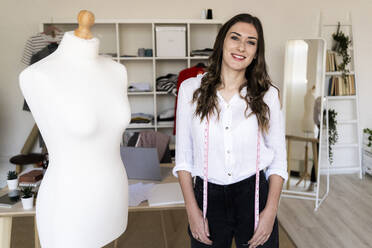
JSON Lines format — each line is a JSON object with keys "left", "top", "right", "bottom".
{"left": 238, "top": 41, "right": 245, "bottom": 52}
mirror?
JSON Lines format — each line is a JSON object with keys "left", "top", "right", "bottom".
{"left": 282, "top": 39, "right": 329, "bottom": 209}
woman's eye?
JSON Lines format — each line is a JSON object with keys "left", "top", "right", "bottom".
{"left": 231, "top": 36, "right": 239, "bottom": 40}
{"left": 247, "top": 41, "right": 256, "bottom": 45}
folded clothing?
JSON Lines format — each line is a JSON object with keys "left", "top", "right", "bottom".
{"left": 158, "top": 108, "right": 174, "bottom": 119}
{"left": 130, "top": 113, "right": 154, "bottom": 123}
{"left": 158, "top": 108, "right": 175, "bottom": 122}
{"left": 128, "top": 82, "right": 151, "bottom": 92}
{"left": 190, "top": 48, "right": 213, "bottom": 57}
{"left": 156, "top": 73, "right": 178, "bottom": 95}
{"left": 19, "top": 170, "right": 43, "bottom": 183}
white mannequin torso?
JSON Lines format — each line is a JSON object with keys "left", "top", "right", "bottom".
{"left": 19, "top": 31, "right": 130, "bottom": 248}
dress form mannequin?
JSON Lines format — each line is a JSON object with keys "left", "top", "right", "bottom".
{"left": 302, "top": 85, "right": 316, "bottom": 133}
{"left": 19, "top": 10, "right": 130, "bottom": 248}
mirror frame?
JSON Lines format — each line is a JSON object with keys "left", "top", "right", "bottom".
{"left": 281, "top": 38, "right": 330, "bottom": 211}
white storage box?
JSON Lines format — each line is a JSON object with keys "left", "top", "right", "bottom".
{"left": 156, "top": 26, "right": 186, "bottom": 57}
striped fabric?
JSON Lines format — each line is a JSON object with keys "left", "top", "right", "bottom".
{"left": 156, "top": 73, "right": 178, "bottom": 96}
{"left": 21, "top": 32, "right": 64, "bottom": 65}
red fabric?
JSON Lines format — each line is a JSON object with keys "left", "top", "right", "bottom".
{"left": 173, "top": 66, "right": 205, "bottom": 135}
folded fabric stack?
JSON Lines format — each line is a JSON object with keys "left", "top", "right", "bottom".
{"left": 130, "top": 113, "right": 154, "bottom": 124}
{"left": 156, "top": 73, "right": 178, "bottom": 95}
{"left": 19, "top": 169, "right": 44, "bottom": 188}
{"left": 128, "top": 82, "right": 151, "bottom": 92}
{"left": 157, "top": 108, "right": 175, "bottom": 122}
{"left": 190, "top": 48, "right": 213, "bottom": 57}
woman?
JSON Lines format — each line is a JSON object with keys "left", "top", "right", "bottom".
{"left": 173, "top": 13, "right": 287, "bottom": 248}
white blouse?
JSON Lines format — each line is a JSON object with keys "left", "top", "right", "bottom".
{"left": 173, "top": 73, "right": 288, "bottom": 185}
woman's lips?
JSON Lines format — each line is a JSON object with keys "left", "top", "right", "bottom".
{"left": 231, "top": 53, "right": 246, "bottom": 61}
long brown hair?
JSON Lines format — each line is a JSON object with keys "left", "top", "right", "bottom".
{"left": 192, "top": 13, "right": 278, "bottom": 134}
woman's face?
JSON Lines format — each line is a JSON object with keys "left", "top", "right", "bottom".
{"left": 222, "top": 22, "right": 258, "bottom": 73}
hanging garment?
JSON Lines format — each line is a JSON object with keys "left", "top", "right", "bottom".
{"left": 21, "top": 32, "right": 63, "bottom": 66}
{"left": 23, "top": 42, "right": 59, "bottom": 112}
{"left": 173, "top": 65, "right": 205, "bottom": 135}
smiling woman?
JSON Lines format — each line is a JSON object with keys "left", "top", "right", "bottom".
{"left": 173, "top": 13, "right": 287, "bottom": 248}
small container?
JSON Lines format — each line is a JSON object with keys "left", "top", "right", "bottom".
{"left": 201, "top": 9, "right": 207, "bottom": 19}
{"left": 156, "top": 26, "right": 186, "bottom": 57}
{"left": 145, "top": 49, "right": 153, "bottom": 57}
{"left": 21, "top": 195, "right": 34, "bottom": 210}
{"left": 7, "top": 178, "right": 18, "bottom": 190}
{"left": 137, "top": 48, "right": 145, "bottom": 57}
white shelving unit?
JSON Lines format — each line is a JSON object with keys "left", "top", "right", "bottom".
{"left": 40, "top": 19, "right": 223, "bottom": 145}
{"left": 319, "top": 14, "right": 362, "bottom": 177}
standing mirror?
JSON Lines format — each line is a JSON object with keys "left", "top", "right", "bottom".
{"left": 282, "top": 38, "right": 329, "bottom": 210}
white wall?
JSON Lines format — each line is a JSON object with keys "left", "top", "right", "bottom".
{"left": 1, "top": 0, "right": 372, "bottom": 186}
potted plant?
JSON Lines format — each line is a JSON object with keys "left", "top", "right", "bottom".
{"left": 328, "top": 109, "right": 339, "bottom": 164}
{"left": 363, "top": 128, "right": 372, "bottom": 152}
{"left": 332, "top": 22, "right": 352, "bottom": 76}
{"left": 20, "top": 186, "right": 34, "bottom": 210}
{"left": 7, "top": 170, "right": 18, "bottom": 190}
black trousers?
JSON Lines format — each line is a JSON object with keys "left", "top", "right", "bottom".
{"left": 188, "top": 171, "right": 279, "bottom": 248}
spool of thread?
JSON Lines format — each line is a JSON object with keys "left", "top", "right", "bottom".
{"left": 207, "top": 9, "right": 213, "bottom": 19}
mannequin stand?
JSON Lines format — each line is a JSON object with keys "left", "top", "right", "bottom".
{"left": 286, "top": 135, "right": 318, "bottom": 190}
{"left": 296, "top": 140, "right": 311, "bottom": 187}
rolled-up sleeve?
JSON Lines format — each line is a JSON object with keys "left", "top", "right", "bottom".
{"left": 264, "top": 88, "right": 288, "bottom": 181}
{"left": 172, "top": 83, "right": 194, "bottom": 177}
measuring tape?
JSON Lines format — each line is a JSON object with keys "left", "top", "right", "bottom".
{"left": 202, "top": 117, "right": 261, "bottom": 231}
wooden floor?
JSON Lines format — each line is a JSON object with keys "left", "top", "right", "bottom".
{"left": 278, "top": 174, "right": 372, "bottom": 248}
{"left": 11, "top": 210, "right": 295, "bottom": 247}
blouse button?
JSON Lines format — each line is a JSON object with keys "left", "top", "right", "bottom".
{"left": 227, "top": 150, "right": 230, "bottom": 154}
{"left": 228, "top": 173, "right": 232, "bottom": 176}
{"left": 225, "top": 126, "right": 229, "bottom": 130}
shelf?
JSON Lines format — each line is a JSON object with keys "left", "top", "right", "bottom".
{"left": 128, "top": 91, "right": 154, "bottom": 95}
{"left": 338, "top": 119, "right": 358, "bottom": 124}
{"left": 155, "top": 57, "right": 188, "bottom": 60}
{"left": 127, "top": 123, "right": 155, "bottom": 129}
{"left": 332, "top": 143, "right": 359, "bottom": 148}
{"left": 322, "top": 23, "right": 352, "bottom": 27}
{"left": 155, "top": 91, "right": 176, "bottom": 96}
{"left": 190, "top": 56, "right": 210, "bottom": 60}
{"left": 320, "top": 166, "right": 360, "bottom": 175}
{"left": 326, "top": 95, "right": 356, "bottom": 100}
{"left": 157, "top": 123, "right": 174, "bottom": 128}
{"left": 325, "top": 71, "right": 355, "bottom": 76}
{"left": 119, "top": 57, "right": 154, "bottom": 61}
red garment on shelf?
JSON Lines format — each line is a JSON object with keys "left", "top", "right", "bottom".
{"left": 173, "top": 65, "right": 205, "bottom": 135}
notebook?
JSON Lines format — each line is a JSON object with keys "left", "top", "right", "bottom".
{"left": 148, "top": 182, "right": 184, "bottom": 207}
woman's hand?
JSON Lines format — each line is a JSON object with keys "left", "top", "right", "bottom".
{"left": 187, "top": 205, "right": 213, "bottom": 245}
{"left": 247, "top": 207, "right": 276, "bottom": 248}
